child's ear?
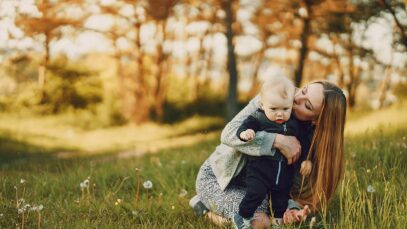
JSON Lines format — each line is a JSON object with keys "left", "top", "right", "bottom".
{"left": 260, "top": 102, "right": 264, "bottom": 110}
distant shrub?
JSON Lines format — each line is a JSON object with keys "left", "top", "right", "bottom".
{"left": 41, "top": 61, "right": 103, "bottom": 113}
{"left": 393, "top": 82, "right": 407, "bottom": 98}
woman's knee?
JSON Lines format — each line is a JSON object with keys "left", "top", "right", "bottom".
{"left": 252, "top": 213, "right": 270, "bottom": 229}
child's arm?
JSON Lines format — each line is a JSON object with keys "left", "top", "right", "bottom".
{"left": 236, "top": 116, "right": 261, "bottom": 141}
{"left": 221, "top": 95, "right": 278, "bottom": 157}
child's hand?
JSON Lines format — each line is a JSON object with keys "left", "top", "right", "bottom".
{"left": 300, "top": 160, "right": 312, "bottom": 176}
{"left": 240, "top": 129, "right": 255, "bottom": 141}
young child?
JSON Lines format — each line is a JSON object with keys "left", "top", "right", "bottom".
{"left": 232, "top": 75, "right": 312, "bottom": 229}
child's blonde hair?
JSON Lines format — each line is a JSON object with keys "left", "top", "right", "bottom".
{"left": 260, "top": 75, "right": 295, "bottom": 101}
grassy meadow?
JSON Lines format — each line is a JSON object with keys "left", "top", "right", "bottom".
{"left": 1, "top": 101, "right": 407, "bottom": 228}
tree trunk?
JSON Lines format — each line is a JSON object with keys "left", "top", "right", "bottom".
{"left": 153, "top": 20, "right": 168, "bottom": 121}
{"left": 248, "top": 51, "right": 264, "bottom": 97}
{"left": 223, "top": 0, "right": 239, "bottom": 121}
{"left": 378, "top": 66, "right": 392, "bottom": 109}
{"left": 132, "top": 22, "right": 150, "bottom": 123}
{"left": 39, "top": 32, "right": 51, "bottom": 104}
{"left": 294, "top": 1, "right": 311, "bottom": 87}
{"left": 345, "top": 18, "right": 359, "bottom": 109}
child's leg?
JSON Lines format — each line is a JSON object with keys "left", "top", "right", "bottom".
{"left": 270, "top": 190, "right": 290, "bottom": 218}
{"left": 238, "top": 175, "right": 268, "bottom": 219}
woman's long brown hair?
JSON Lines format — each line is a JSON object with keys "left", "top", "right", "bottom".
{"left": 296, "top": 81, "right": 347, "bottom": 211}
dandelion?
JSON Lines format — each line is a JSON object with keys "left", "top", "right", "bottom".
{"left": 18, "top": 203, "right": 31, "bottom": 229}
{"left": 367, "top": 185, "right": 376, "bottom": 193}
{"left": 80, "top": 182, "right": 87, "bottom": 190}
{"left": 143, "top": 180, "right": 153, "bottom": 189}
{"left": 30, "top": 205, "right": 44, "bottom": 212}
{"left": 178, "top": 189, "right": 188, "bottom": 198}
{"left": 30, "top": 204, "right": 44, "bottom": 229}
{"left": 134, "top": 168, "right": 141, "bottom": 209}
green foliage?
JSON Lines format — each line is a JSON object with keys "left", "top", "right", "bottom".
{"left": 163, "top": 76, "right": 227, "bottom": 123}
{"left": 42, "top": 61, "right": 103, "bottom": 113}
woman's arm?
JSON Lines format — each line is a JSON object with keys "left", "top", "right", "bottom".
{"left": 221, "top": 95, "right": 276, "bottom": 157}
{"left": 221, "top": 96, "right": 301, "bottom": 163}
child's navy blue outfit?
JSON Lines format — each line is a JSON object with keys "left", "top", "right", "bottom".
{"left": 236, "top": 109, "right": 301, "bottom": 219}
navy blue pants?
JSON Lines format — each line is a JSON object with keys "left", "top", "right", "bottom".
{"left": 239, "top": 155, "right": 294, "bottom": 218}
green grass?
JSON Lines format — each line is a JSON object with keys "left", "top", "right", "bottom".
{"left": 1, "top": 103, "right": 407, "bottom": 228}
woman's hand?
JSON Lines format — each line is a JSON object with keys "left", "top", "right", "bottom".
{"left": 283, "top": 205, "right": 310, "bottom": 224}
{"left": 273, "top": 134, "right": 301, "bottom": 165}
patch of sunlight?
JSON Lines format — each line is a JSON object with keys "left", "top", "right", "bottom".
{"left": 345, "top": 101, "right": 407, "bottom": 136}
{"left": 0, "top": 114, "right": 223, "bottom": 154}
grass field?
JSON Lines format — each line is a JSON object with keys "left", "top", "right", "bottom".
{"left": 1, "top": 102, "right": 407, "bottom": 228}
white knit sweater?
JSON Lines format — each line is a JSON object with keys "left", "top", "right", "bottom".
{"left": 209, "top": 95, "right": 277, "bottom": 190}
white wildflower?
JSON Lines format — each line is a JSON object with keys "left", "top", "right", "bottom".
{"left": 84, "top": 178, "right": 90, "bottom": 186}
{"left": 23, "top": 204, "right": 30, "bottom": 211}
{"left": 18, "top": 209, "right": 24, "bottom": 214}
{"left": 178, "top": 189, "right": 188, "bottom": 197}
{"left": 181, "top": 160, "right": 187, "bottom": 165}
{"left": 80, "top": 177, "right": 90, "bottom": 190}
{"left": 0, "top": 213, "right": 3, "bottom": 217}
{"left": 366, "top": 169, "right": 371, "bottom": 173}
{"left": 20, "top": 179, "right": 26, "bottom": 184}
{"left": 143, "top": 180, "right": 153, "bottom": 189}
{"left": 30, "top": 205, "right": 44, "bottom": 212}
{"left": 367, "top": 185, "right": 376, "bottom": 193}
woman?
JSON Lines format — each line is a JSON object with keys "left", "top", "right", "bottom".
{"left": 190, "top": 80, "right": 347, "bottom": 228}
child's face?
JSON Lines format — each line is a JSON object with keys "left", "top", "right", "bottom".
{"left": 261, "top": 93, "right": 293, "bottom": 124}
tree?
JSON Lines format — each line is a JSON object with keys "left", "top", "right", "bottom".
{"left": 378, "top": 0, "right": 407, "bottom": 50}
{"left": 147, "top": 0, "right": 178, "bottom": 121}
{"left": 222, "top": 0, "right": 239, "bottom": 121}
{"left": 15, "top": 0, "right": 85, "bottom": 89}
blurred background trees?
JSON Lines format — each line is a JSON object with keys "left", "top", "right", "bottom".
{"left": 0, "top": 0, "right": 406, "bottom": 126}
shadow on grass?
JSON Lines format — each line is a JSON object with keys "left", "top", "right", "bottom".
{"left": 0, "top": 131, "right": 91, "bottom": 173}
